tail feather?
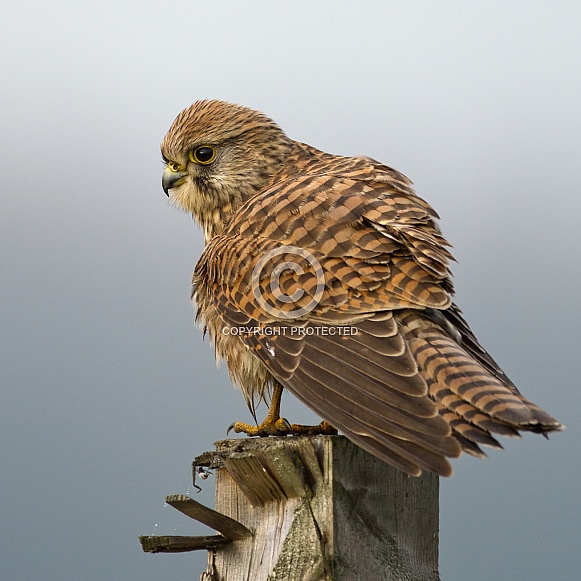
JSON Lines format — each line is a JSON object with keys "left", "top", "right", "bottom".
{"left": 427, "top": 381, "right": 521, "bottom": 438}
{"left": 398, "top": 307, "right": 562, "bottom": 460}
{"left": 411, "top": 333, "right": 560, "bottom": 430}
{"left": 434, "top": 401, "right": 503, "bottom": 449}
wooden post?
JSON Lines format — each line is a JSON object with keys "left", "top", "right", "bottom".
{"left": 200, "top": 435, "right": 438, "bottom": 580}
{"left": 140, "top": 435, "right": 440, "bottom": 580}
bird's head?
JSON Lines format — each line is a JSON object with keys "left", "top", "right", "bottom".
{"left": 161, "top": 100, "right": 293, "bottom": 240}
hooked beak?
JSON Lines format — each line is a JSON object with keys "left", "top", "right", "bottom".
{"left": 162, "top": 166, "right": 187, "bottom": 196}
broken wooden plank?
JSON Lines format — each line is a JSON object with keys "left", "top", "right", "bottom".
{"left": 141, "top": 435, "right": 439, "bottom": 580}
{"left": 139, "top": 534, "right": 230, "bottom": 553}
{"left": 165, "top": 494, "right": 252, "bottom": 540}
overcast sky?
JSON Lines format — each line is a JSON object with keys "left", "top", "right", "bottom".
{"left": 1, "top": 2, "right": 580, "bottom": 580}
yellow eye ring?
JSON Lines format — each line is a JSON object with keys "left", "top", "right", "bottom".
{"left": 189, "top": 146, "right": 216, "bottom": 165}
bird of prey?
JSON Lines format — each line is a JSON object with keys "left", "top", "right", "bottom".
{"left": 161, "top": 100, "right": 561, "bottom": 477}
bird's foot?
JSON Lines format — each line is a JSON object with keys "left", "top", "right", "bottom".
{"left": 288, "top": 420, "right": 338, "bottom": 436}
{"left": 228, "top": 419, "right": 337, "bottom": 438}
{"left": 228, "top": 417, "right": 293, "bottom": 437}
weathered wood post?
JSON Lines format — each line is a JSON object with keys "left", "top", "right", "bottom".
{"left": 140, "top": 434, "right": 440, "bottom": 581}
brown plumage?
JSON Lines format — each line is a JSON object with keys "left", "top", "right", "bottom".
{"left": 161, "top": 99, "right": 562, "bottom": 477}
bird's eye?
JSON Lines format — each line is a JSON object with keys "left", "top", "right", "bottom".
{"left": 167, "top": 161, "right": 182, "bottom": 172}
{"left": 189, "top": 146, "right": 216, "bottom": 165}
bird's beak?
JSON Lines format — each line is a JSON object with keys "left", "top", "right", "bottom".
{"left": 162, "top": 166, "right": 187, "bottom": 196}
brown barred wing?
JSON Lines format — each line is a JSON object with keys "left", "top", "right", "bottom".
{"left": 213, "top": 299, "right": 462, "bottom": 476}
{"left": 397, "top": 309, "right": 562, "bottom": 458}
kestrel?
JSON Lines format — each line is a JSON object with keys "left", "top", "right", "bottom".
{"left": 161, "top": 100, "right": 562, "bottom": 476}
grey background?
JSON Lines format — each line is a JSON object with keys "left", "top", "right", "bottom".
{"left": 1, "top": 1, "right": 579, "bottom": 579}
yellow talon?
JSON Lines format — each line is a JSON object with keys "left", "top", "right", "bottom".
{"left": 227, "top": 382, "right": 337, "bottom": 438}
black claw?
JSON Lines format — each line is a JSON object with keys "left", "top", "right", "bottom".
{"left": 227, "top": 422, "right": 237, "bottom": 436}
{"left": 281, "top": 418, "right": 292, "bottom": 434}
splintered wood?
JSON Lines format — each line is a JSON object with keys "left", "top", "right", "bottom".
{"left": 195, "top": 435, "right": 439, "bottom": 581}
